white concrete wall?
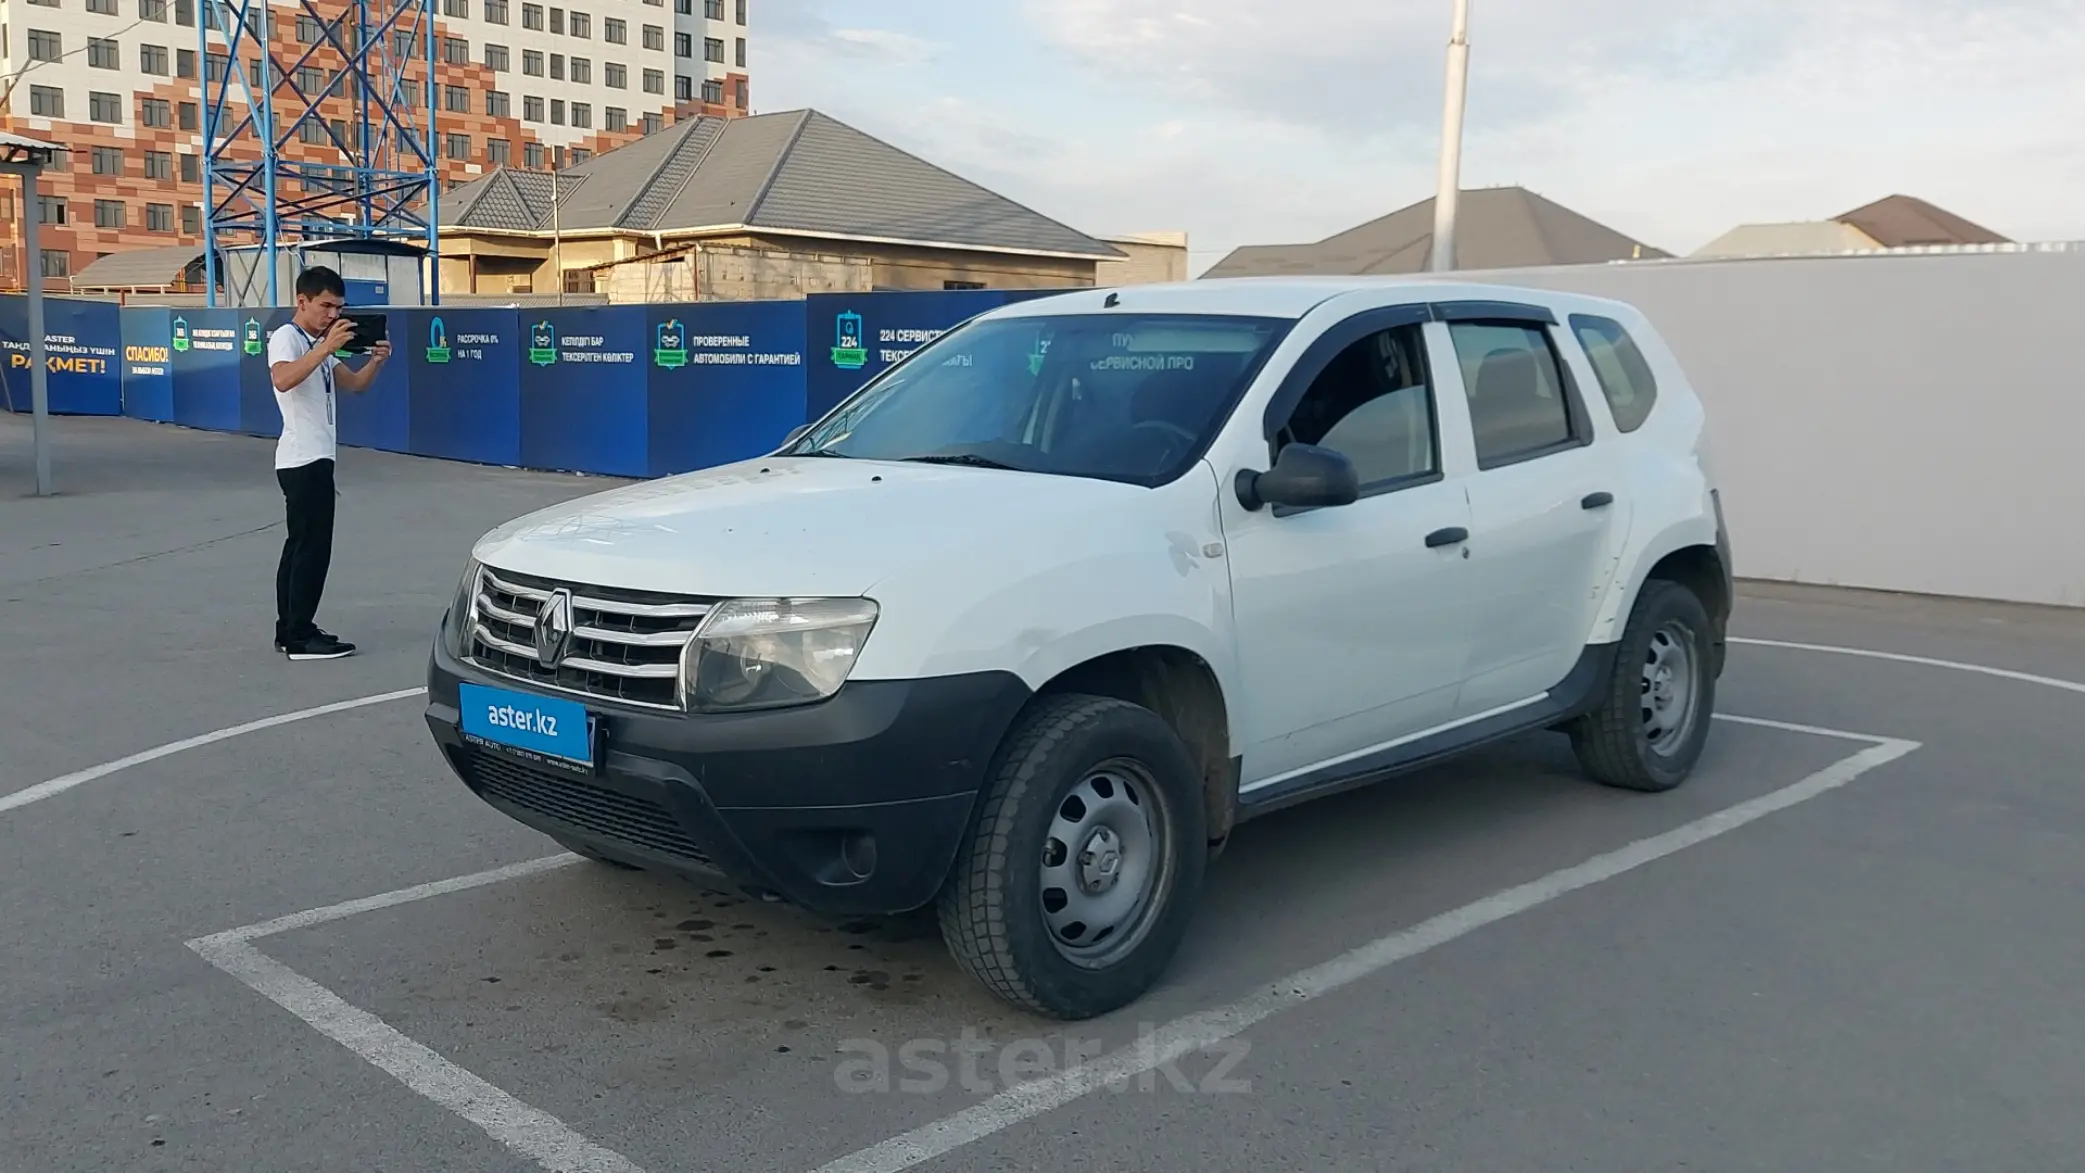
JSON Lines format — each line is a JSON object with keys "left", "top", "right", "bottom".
{"left": 1458, "top": 249, "right": 2085, "bottom": 608}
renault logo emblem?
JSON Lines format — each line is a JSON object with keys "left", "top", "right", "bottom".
{"left": 534, "top": 589, "right": 574, "bottom": 669}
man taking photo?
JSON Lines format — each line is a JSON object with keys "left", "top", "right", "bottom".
{"left": 268, "top": 266, "right": 392, "bottom": 661}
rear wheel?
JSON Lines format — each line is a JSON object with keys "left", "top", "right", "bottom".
{"left": 937, "top": 694, "right": 1207, "bottom": 1020}
{"left": 1569, "top": 578, "right": 1716, "bottom": 792}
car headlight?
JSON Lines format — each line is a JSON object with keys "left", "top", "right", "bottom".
{"left": 680, "top": 597, "right": 878, "bottom": 712}
{"left": 447, "top": 557, "right": 483, "bottom": 654}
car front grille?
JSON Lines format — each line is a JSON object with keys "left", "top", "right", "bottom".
{"left": 462, "top": 746, "right": 716, "bottom": 867}
{"left": 465, "top": 565, "right": 719, "bottom": 711}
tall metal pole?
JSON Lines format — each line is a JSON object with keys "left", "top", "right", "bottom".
{"left": 1431, "top": 0, "right": 1471, "bottom": 273}
{"left": 550, "top": 167, "right": 564, "bottom": 306}
{"left": 23, "top": 166, "right": 51, "bottom": 495}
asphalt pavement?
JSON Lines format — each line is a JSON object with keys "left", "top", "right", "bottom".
{"left": 5, "top": 412, "right": 2084, "bottom": 1173}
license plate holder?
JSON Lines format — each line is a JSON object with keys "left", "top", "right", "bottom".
{"left": 459, "top": 682, "right": 599, "bottom": 776}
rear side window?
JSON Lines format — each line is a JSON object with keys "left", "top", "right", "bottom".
{"left": 1569, "top": 314, "right": 1659, "bottom": 432}
{"left": 1447, "top": 321, "right": 1578, "bottom": 468}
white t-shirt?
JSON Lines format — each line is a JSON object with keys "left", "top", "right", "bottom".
{"left": 268, "top": 322, "right": 343, "bottom": 470}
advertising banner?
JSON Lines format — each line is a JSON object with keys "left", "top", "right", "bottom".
{"left": 406, "top": 308, "right": 521, "bottom": 467}
{"left": 120, "top": 307, "right": 176, "bottom": 422}
{"left": 335, "top": 308, "right": 410, "bottom": 454}
{"left": 169, "top": 308, "right": 249, "bottom": 433}
{"left": 236, "top": 309, "right": 297, "bottom": 437}
{"left": 0, "top": 294, "right": 123, "bottom": 416}
{"left": 517, "top": 306, "right": 650, "bottom": 477}
{"left": 801, "top": 289, "right": 1019, "bottom": 423}
{"left": 644, "top": 299, "right": 807, "bottom": 477}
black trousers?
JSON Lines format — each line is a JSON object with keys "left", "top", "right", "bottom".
{"left": 275, "top": 458, "right": 336, "bottom": 643}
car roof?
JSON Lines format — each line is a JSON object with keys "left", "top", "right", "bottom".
{"left": 980, "top": 275, "right": 1625, "bottom": 323}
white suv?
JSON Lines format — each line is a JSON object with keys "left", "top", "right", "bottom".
{"left": 424, "top": 277, "right": 1733, "bottom": 1020}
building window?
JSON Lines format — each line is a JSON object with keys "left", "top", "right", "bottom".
{"left": 735, "top": 36, "right": 745, "bottom": 66}
{"left": 93, "top": 146, "right": 126, "bottom": 175}
{"left": 674, "top": 74, "right": 690, "bottom": 100}
{"left": 673, "top": 31, "right": 689, "bottom": 57}
{"left": 700, "top": 77, "right": 720, "bottom": 103}
{"left": 549, "top": 6, "right": 563, "bottom": 34}
{"left": 296, "top": 13, "right": 320, "bottom": 41}
{"left": 43, "top": 251, "right": 71, "bottom": 278}
{"left": 569, "top": 11, "right": 589, "bottom": 37}
{"left": 95, "top": 199, "right": 127, "bottom": 229}
{"left": 703, "top": 36, "right": 723, "bottom": 62}
{"left": 522, "top": 2, "right": 543, "bottom": 29}
{"left": 177, "top": 47, "right": 196, "bottom": 76}
{"left": 27, "top": 30, "right": 62, "bottom": 62}
{"left": 181, "top": 153, "right": 200, "bottom": 182}
{"left": 705, "top": 0, "right": 723, "bottom": 17}
{"left": 736, "top": 0, "right": 746, "bottom": 23}
{"left": 147, "top": 203, "right": 175, "bottom": 232}
{"left": 605, "top": 106, "right": 626, "bottom": 131}
{"left": 484, "top": 0, "right": 508, "bottom": 23}
{"left": 641, "top": 112, "right": 662, "bottom": 134}
{"left": 141, "top": 0, "right": 170, "bottom": 20}
{"left": 570, "top": 101, "right": 590, "bottom": 128}
{"left": 299, "top": 118, "right": 328, "bottom": 144}
{"left": 179, "top": 100, "right": 199, "bottom": 129}
{"left": 144, "top": 151, "right": 173, "bottom": 179}
{"left": 522, "top": 49, "right": 542, "bottom": 75}
{"left": 142, "top": 97, "right": 171, "bottom": 125}
{"left": 550, "top": 98, "right": 564, "bottom": 124}
{"left": 569, "top": 56, "right": 589, "bottom": 83}
{"left": 676, "top": 0, "right": 690, "bottom": 12}
{"left": 445, "top": 84, "right": 470, "bottom": 112}
{"left": 735, "top": 77, "right": 746, "bottom": 107}
{"left": 444, "top": 36, "right": 469, "bottom": 64}
{"left": 603, "top": 17, "right": 625, "bottom": 43}
{"left": 487, "top": 138, "right": 511, "bottom": 165}
{"left": 175, "top": 0, "right": 194, "bottom": 25}
{"left": 295, "top": 64, "right": 323, "bottom": 92}
{"left": 604, "top": 62, "right": 625, "bottom": 88}
{"left": 88, "top": 0, "right": 119, "bottom": 13}
{"left": 523, "top": 142, "right": 545, "bottom": 169}
{"left": 39, "top": 196, "right": 67, "bottom": 225}
{"left": 483, "top": 43, "right": 508, "bottom": 70}
{"left": 140, "top": 43, "right": 170, "bottom": 73}
{"left": 182, "top": 205, "right": 201, "bottom": 235}
{"left": 549, "top": 52, "right": 564, "bottom": 79}
{"left": 642, "top": 67, "right": 663, "bottom": 93}
{"left": 523, "top": 94, "right": 543, "bottom": 121}
{"left": 29, "top": 85, "right": 63, "bottom": 117}
{"left": 443, "top": 0, "right": 468, "bottom": 16}
{"left": 90, "top": 90, "right": 124, "bottom": 122}
{"left": 486, "top": 90, "right": 511, "bottom": 116}
{"left": 643, "top": 24, "right": 663, "bottom": 50}
{"left": 446, "top": 132, "right": 471, "bottom": 159}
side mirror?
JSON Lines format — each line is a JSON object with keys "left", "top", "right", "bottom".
{"left": 1235, "top": 443, "right": 1360, "bottom": 512}
{"left": 781, "top": 424, "right": 810, "bottom": 448}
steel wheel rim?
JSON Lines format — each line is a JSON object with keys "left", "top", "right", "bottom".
{"left": 1038, "top": 758, "right": 1174, "bottom": 968}
{"left": 1641, "top": 619, "right": 1700, "bottom": 756}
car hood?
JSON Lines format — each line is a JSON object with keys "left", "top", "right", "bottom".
{"left": 470, "top": 456, "right": 1157, "bottom": 598}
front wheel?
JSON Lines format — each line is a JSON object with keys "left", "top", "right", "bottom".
{"left": 1569, "top": 578, "right": 1717, "bottom": 792}
{"left": 937, "top": 694, "right": 1208, "bottom": 1020}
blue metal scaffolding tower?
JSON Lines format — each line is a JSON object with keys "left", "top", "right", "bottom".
{"left": 198, "top": 0, "right": 439, "bottom": 307}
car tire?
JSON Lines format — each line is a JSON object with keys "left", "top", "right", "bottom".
{"left": 937, "top": 693, "right": 1208, "bottom": 1020}
{"left": 1569, "top": 577, "right": 1717, "bottom": 793}
{"left": 553, "top": 836, "right": 643, "bottom": 870}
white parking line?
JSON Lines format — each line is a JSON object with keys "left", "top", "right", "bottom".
{"left": 1729, "top": 635, "right": 2085, "bottom": 696}
{"left": 1, "top": 686, "right": 426, "bottom": 815}
{"left": 181, "top": 714, "right": 1916, "bottom": 1173}
{"left": 807, "top": 719, "right": 1919, "bottom": 1173}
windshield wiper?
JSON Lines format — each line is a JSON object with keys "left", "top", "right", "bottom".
{"left": 900, "top": 454, "right": 1020, "bottom": 471}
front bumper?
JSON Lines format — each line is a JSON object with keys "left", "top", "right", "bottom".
{"left": 425, "top": 631, "right": 1033, "bottom": 917}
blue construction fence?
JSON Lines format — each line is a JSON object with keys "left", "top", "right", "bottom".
{"left": 0, "top": 287, "right": 1074, "bottom": 478}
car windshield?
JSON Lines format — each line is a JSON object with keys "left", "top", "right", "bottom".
{"left": 785, "top": 312, "right": 1293, "bottom": 485}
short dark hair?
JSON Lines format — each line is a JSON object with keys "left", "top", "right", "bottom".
{"left": 295, "top": 266, "right": 345, "bottom": 300}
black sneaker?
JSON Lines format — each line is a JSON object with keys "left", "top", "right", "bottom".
{"left": 285, "top": 634, "right": 356, "bottom": 661}
{"left": 277, "top": 626, "right": 338, "bottom": 654}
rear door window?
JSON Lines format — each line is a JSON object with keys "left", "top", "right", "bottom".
{"left": 1568, "top": 314, "right": 1659, "bottom": 432}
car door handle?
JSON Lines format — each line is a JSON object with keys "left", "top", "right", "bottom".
{"left": 1581, "top": 492, "right": 1614, "bottom": 510}
{"left": 1425, "top": 526, "right": 1469, "bottom": 548}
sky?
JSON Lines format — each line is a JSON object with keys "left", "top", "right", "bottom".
{"left": 747, "top": 0, "right": 2085, "bottom": 274}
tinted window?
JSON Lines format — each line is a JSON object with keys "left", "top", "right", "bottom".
{"left": 1278, "top": 324, "right": 1436, "bottom": 487}
{"left": 1569, "top": 313, "right": 1659, "bottom": 432}
{"left": 788, "top": 313, "right": 1288, "bottom": 486}
{"left": 1447, "top": 321, "right": 1576, "bottom": 466}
